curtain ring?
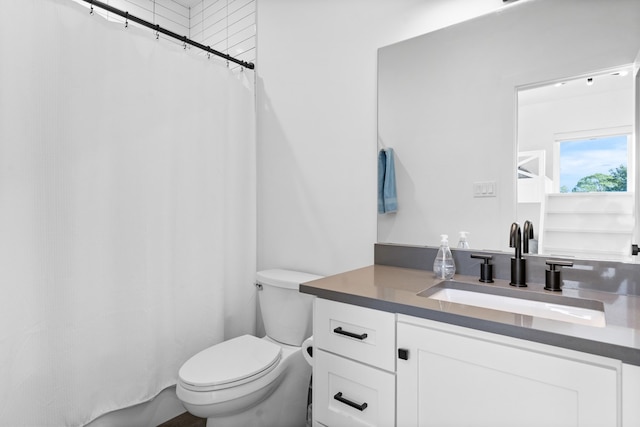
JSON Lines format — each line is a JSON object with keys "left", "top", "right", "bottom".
{"left": 90, "top": 5, "right": 94, "bottom": 15}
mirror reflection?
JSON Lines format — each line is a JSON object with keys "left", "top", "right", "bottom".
{"left": 377, "top": 0, "right": 640, "bottom": 262}
{"left": 516, "top": 68, "right": 635, "bottom": 261}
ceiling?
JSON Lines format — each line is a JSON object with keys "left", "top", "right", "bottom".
{"left": 518, "top": 67, "right": 633, "bottom": 106}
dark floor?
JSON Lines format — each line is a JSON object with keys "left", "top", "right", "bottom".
{"left": 157, "top": 411, "right": 206, "bottom": 427}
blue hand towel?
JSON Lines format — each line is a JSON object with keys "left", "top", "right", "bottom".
{"left": 378, "top": 149, "right": 387, "bottom": 214}
{"left": 378, "top": 148, "right": 398, "bottom": 214}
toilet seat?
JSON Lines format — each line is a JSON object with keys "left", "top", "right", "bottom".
{"left": 178, "top": 335, "right": 282, "bottom": 392}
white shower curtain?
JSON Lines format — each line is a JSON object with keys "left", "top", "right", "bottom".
{"left": 0, "top": 1, "right": 256, "bottom": 426}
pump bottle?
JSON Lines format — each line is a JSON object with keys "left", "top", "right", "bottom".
{"left": 433, "top": 234, "right": 456, "bottom": 279}
{"left": 457, "top": 231, "right": 470, "bottom": 249}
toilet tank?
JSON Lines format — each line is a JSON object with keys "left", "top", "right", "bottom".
{"left": 256, "top": 269, "right": 323, "bottom": 346}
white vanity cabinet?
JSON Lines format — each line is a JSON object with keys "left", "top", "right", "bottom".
{"left": 313, "top": 298, "right": 396, "bottom": 427}
{"left": 311, "top": 297, "right": 640, "bottom": 427}
{"left": 397, "top": 314, "right": 621, "bottom": 427}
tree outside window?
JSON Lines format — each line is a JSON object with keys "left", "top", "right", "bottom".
{"left": 558, "top": 135, "right": 629, "bottom": 193}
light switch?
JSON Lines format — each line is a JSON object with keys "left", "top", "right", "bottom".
{"left": 473, "top": 181, "right": 497, "bottom": 198}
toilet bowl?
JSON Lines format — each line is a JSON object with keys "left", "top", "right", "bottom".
{"left": 177, "top": 335, "right": 310, "bottom": 426}
{"left": 176, "top": 269, "right": 322, "bottom": 427}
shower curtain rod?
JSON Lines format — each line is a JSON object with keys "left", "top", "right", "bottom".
{"left": 81, "top": 0, "right": 255, "bottom": 70}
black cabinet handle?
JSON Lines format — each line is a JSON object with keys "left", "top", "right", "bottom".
{"left": 334, "top": 392, "right": 368, "bottom": 411}
{"left": 398, "top": 348, "right": 409, "bottom": 360}
{"left": 333, "top": 327, "right": 368, "bottom": 340}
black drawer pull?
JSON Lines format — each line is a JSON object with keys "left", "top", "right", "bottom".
{"left": 334, "top": 392, "right": 368, "bottom": 411}
{"left": 333, "top": 327, "right": 368, "bottom": 340}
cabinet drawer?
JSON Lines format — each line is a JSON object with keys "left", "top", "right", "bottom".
{"left": 314, "top": 298, "right": 395, "bottom": 371}
{"left": 314, "top": 349, "right": 395, "bottom": 427}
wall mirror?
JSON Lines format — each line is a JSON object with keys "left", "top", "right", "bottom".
{"left": 377, "top": 0, "right": 640, "bottom": 261}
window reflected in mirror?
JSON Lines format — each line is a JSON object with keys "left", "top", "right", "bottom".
{"left": 557, "top": 134, "right": 630, "bottom": 193}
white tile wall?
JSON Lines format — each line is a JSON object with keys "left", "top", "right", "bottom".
{"left": 73, "top": 0, "right": 255, "bottom": 69}
{"left": 189, "top": 0, "right": 256, "bottom": 68}
{"left": 79, "top": 0, "right": 190, "bottom": 34}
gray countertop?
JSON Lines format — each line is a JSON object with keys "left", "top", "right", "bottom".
{"left": 300, "top": 264, "right": 640, "bottom": 366}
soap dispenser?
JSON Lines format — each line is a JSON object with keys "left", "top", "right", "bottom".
{"left": 457, "top": 231, "right": 470, "bottom": 249}
{"left": 433, "top": 234, "right": 456, "bottom": 280}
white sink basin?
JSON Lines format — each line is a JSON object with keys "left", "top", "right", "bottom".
{"left": 420, "top": 281, "right": 606, "bottom": 327}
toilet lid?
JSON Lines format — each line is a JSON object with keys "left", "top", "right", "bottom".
{"left": 179, "top": 335, "right": 282, "bottom": 390}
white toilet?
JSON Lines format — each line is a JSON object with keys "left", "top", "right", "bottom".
{"left": 176, "top": 269, "right": 322, "bottom": 427}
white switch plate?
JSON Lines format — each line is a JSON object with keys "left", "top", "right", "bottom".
{"left": 473, "top": 181, "right": 497, "bottom": 197}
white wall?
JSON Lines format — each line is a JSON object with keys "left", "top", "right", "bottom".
{"left": 255, "top": 0, "right": 508, "bottom": 276}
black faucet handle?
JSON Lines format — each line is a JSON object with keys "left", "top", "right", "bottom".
{"left": 545, "top": 259, "right": 574, "bottom": 270}
{"left": 544, "top": 259, "right": 573, "bottom": 291}
{"left": 470, "top": 253, "right": 494, "bottom": 283}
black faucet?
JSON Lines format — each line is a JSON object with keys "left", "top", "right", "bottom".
{"left": 523, "top": 220, "right": 534, "bottom": 254}
{"left": 509, "top": 222, "right": 527, "bottom": 287}
{"left": 510, "top": 223, "right": 521, "bottom": 259}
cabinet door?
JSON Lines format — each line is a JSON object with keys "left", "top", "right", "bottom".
{"left": 397, "top": 319, "right": 620, "bottom": 427}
